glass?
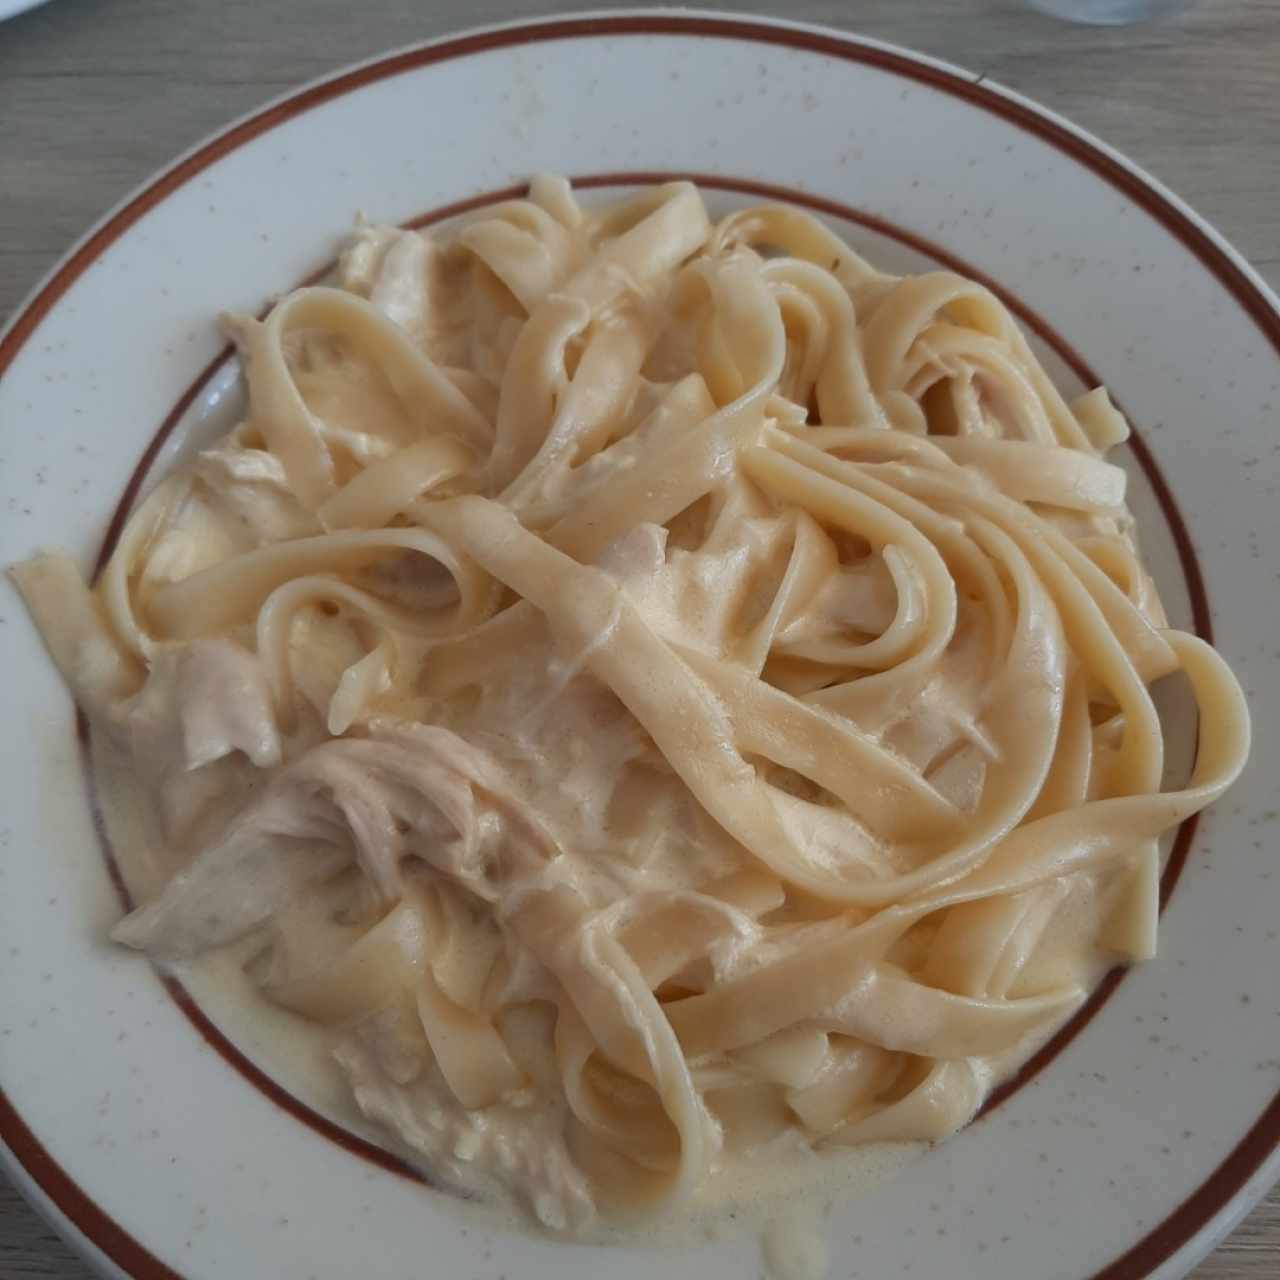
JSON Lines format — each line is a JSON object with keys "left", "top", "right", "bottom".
{"left": 1024, "top": 0, "right": 1188, "bottom": 23}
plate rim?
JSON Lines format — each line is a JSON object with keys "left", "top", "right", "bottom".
{"left": 1, "top": 11, "right": 1277, "bottom": 1280}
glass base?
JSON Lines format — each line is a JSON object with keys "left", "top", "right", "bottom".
{"left": 1024, "top": 0, "right": 1188, "bottom": 23}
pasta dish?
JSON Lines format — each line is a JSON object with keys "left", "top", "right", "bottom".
{"left": 13, "top": 178, "right": 1250, "bottom": 1234}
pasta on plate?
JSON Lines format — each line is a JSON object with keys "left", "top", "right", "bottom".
{"left": 13, "top": 177, "right": 1249, "bottom": 1233}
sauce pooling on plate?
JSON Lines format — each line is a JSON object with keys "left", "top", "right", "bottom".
{"left": 13, "top": 176, "right": 1249, "bottom": 1236}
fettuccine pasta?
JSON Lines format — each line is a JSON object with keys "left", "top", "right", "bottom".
{"left": 12, "top": 177, "right": 1249, "bottom": 1233}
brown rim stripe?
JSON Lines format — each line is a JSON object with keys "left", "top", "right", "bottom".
{"left": 1096, "top": 1088, "right": 1280, "bottom": 1280}
{"left": 0, "top": 16, "right": 1274, "bottom": 1280}
{"left": 0, "top": 1089, "right": 181, "bottom": 1280}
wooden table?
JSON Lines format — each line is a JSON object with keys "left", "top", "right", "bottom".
{"left": 1, "top": 0, "right": 1276, "bottom": 1275}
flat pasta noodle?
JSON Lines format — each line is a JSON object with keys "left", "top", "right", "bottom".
{"left": 10, "top": 177, "right": 1250, "bottom": 1238}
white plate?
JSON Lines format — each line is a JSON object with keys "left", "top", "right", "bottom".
{"left": 1, "top": 12, "right": 1277, "bottom": 1280}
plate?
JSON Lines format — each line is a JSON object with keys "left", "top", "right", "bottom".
{"left": 1, "top": 13, "right": 1276, "bottom": 1280}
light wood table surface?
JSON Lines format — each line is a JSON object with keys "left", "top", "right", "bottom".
{"left": 1, "top": 0, "right": 1276, "bottom": 1275}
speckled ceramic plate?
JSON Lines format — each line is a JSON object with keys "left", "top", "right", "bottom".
{"left": 1, "top": 12, "right": 1277, "bottom": 1280}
